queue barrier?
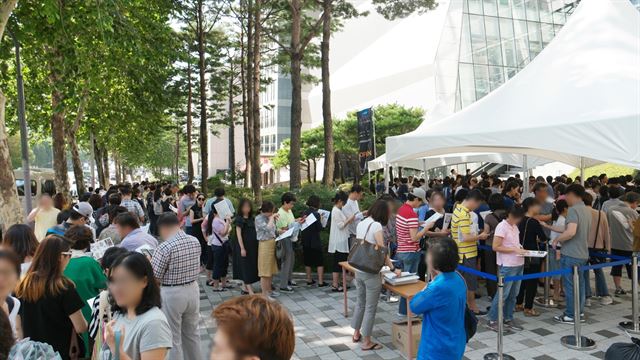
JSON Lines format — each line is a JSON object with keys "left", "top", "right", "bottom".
{"left": 453, "top": 245, "right": 636, "bottom": 359}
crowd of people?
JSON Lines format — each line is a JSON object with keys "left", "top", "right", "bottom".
{"left": 0, "top": 171, "right": 638, "bottom": 360}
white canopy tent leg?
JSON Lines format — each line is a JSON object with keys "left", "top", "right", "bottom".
{"left": 522, "top": 154, "right": 529, "bottom": 195}
{"left": 422, "top": 159, "right": 427, "bottom": 182}
{"left": 384, "top": 163, "right": 389, "bottom": 194}
{"left": 580, "top": 157, "right": 585, "bottom": 185}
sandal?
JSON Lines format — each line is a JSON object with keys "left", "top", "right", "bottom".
{"left": 524, "top": 308, "right": 540, "bottom": 317}
{"left": 362, "top": 343, "right": 383, "bottom": 351}
{"left": 212, "top": 288, "right": 228, "bottom": 292}
{"left": 515, "top": 304, "right": 524, "bottom": 312}
{"left": 318, "top": 282, "right": 328, "bottom": 288}
{"left": 352, "top": 334, "right": 361, "bottom": 343}
{"left": 306, "top": 280, "right": 316, "bottom": 286}
{"left": 331, "top": 286, "right": 343, "bottom": 292}
{"left": 240, "top": 290, "right": 250, "bottom": 295}
{"left": 206, "top": 280, "right": 215, "bottom": 286}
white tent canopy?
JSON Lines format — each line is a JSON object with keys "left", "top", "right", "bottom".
{"left": 385, "top": 0, "right": 640, "bottom": 169}
{"left": 367, "top": 152, "right": 552, "bottom": 172}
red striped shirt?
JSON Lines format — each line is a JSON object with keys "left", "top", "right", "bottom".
{"left": 396, "top": 203, "right": 420, "bottom": 252}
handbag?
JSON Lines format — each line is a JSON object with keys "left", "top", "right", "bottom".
{"left": 347, "top": 223, "right": 388, "bottom": 274}
{"left": 454, "top": 272, "right": 478, "bottom": 342}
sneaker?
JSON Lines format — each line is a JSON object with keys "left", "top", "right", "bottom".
{"left": 554, "top": 315, "right": 575, "bottom": 324}
{"left": 473, "top": 309, "right": 488, "bottom": 316}
{"left": 504, "top": 320, "right": 524, "bottom": 331}
{"left": 386, "top": 295, "right": 399, "bottom": 303}
{"left": 600, "top": 295, "right": 614, "bottom": 305}
{"left": 270, "top": 291, "right": 281, "bottom": 297}
{"left": 279, "top": 286, "right": 294, "bottom": 293}
{"left": 486, "top": 321, "right": 500, "bottom": 332}
{"left": 585, "top": 298, "right": 592, "bottom": 307}
{"left": 288, "top": 280, "right": 298, "bottom": 287}
{"left": 615, "top": 288, "right": 627, "bottom": 297}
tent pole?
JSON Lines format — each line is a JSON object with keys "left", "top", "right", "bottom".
{"left": 522, "top": 154, "right": 529, "bottom": 195}
{"left": 580, "top": 157, "right": 585, "bottom": 185}
{"left": 422, "top": 159, "right": 427, "bottom": 182}
{"left": 384, "top": 163, "right": 389, "bottom": 194}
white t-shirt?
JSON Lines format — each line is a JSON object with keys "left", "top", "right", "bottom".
{"left": 356, "top": 217, "right": 383, "bottom": 245}
{"left": 7, "top": 296, "right": 20, "bottom": 336}
{"left": 343, "top": 199, "right": 361, "bottom": 236}
{"left": 328, "top": 206, "right": 350, "bottom": 254}
{"left": 550, "top": 215, "right": 566, "bottom": 247}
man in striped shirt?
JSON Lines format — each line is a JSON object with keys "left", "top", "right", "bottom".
{"left": 396, "top": 188, "right": 434, "bottom": 317}
{"left": 452, "top": 189, "right": 488, "bottom": 315}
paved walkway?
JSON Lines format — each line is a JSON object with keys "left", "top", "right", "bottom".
{"left": 196, "top": 273, "right": 636, "bottom": 360}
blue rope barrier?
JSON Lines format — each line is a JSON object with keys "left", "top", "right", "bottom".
{"left": 504, "top": 268, "right": 572, "bottom": 282}
{"left": 456, "top": 264, "right": 497, "bottom": 282}
{"left": 580, "top": 258, "right": 631, "bottom": 272}
{"left": 589, "top": 251, "right": 629, "bottom": 261}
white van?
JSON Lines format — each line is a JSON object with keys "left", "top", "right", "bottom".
{"left": 13, "top": 168, "right": 57, "bottom": 202}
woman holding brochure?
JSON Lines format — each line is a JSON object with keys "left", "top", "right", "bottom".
{"left": 255, "top": 201, "right": 280, "bottom": 298}
{"left": 328, "top": 191, "right": 355, "bottom": 292}
{"left": 515, "top": 198, "right": 548, "bottom": 317}
{"left": 487, "top": 206, "right": 527, "bottom": 332}
{"left": 301, "top": 195, "right": 326, "bottom": 287}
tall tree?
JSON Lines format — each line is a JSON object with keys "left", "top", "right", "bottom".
{"left": 0, "top": 0, "right": 22, "bottom": 230}
{"left": 250, "top": 0, "right": 262, "bottom": 202}
{"left": 186, "top": 61, "right": 195, "bottom": 183}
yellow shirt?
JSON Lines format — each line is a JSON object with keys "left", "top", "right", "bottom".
{"left": 451, "top": 203, "right": 477, "bottom": 261}
{"left": 34, "top": 207, "right": 61, "bottom": 241}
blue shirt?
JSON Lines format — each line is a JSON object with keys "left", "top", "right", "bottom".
{"left": 410, "top": 271, "right": 467, "bottom": 360}
{"left": 120, "top": 228, "right": 158, "bottom": 251}
{"left": 417, "top": 204, "right": 431, "bottom": 231}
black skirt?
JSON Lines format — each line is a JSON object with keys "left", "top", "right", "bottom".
{"left": 303, "top": 246, "right": 324, "bottom": 267}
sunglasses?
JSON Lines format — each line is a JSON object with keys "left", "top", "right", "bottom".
{"left": 197, "top": 197, "right": 205, "bottom": 201}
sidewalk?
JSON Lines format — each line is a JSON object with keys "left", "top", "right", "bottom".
{"left": 196, "top": 273, "right": 636, "bottom": 359}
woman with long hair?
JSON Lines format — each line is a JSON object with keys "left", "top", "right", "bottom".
{"left": 515, "top": 198, "right": 548, "bottom": 317}
{"left": 2, "top": 224, "right": 39, "bottom": 276}
{"left": 232, "top": 198, "right": 260, "bottom": 295}
{"left": 15, "top": 235, "right": 88, "bottom": 360}
{"left": 0, "top": 250, "right": 21, "bottom": 336}
{"left": 206, "top": 200, "right": 232, "bottom": 291}
{"left": 100, "top": 252, "right": 172, "bottom": 360}
{"left": 189, "top": 194, "right": 207, "bottom": 266}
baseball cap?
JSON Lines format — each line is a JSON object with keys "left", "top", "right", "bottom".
{"left": 73, "top": 202, "right": 94, "bottom": 220}
{"left": 411, "top": 188, "right": 426, "bottom": 202}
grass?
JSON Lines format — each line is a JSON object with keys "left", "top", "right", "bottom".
{"left": 568, "top": 163, "right": 637, "bottom": 179}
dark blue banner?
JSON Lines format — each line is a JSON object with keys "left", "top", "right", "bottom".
{"left": 357, "top": 108, "right": 374, "bottom": 175}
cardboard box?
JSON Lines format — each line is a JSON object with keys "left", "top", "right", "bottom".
{"left": 392, "top": 320, "right": 422, "bottom": 358}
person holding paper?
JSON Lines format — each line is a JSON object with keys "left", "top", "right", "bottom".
{"left": 419, "top": 192, "right": 450, "bottom": 281}
{"left": 255, "top": 202, "right": 280, "bottom": 299}
{"left": 206, "top": 200, "right": 232, "bottom": 291}
{"left": 342, "top": 185, "right": 366, "bottom": 248}
{"left": 487, "top": 206, "right": 527, "bottom": 332}
{"left": 276, "top": 193, "right": 303, "bottom": 293}
{"left": 301, "top": 196, "right": 326, "bottom": 287}
{"left": 396, "top": 188, "right": 434, "bottom": 318}
{"left": 515, "top": 198, "right": 548, "bottom": 317}
{"left": 328, "top": 191, "right": 355, "bottom": 292}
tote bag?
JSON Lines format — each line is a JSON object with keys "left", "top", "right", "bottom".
{"left": 347, "top": 223, "right": 387, "bottom": 274}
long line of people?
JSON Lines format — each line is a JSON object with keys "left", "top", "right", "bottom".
{"left": 1, "top": 172, "right": 638, "bottom": 360}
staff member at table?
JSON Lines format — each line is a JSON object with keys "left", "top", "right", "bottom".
{"left": 410, "top": 237, "right": 467, "bottom": 360}
{"left": 351, "top": 200, "right": 400, "bottom": 351}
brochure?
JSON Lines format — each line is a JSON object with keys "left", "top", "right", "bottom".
{"left": 318, "top": 209, "right": 330, "bottom": 227}
{"left": 300, "top": 213, "right": 317, "bottom": 231}
{"left": 91, "top": 237, "right": 114, "bottom": 260}
{"left": 214, "top": 200, "right": 233, "bottom": 219}
{"left": 276, "top": 228, "right": 295, "bottom": 241}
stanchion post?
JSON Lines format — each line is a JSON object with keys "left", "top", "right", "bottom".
{"left": 535, "top": 251, "right": 557, "bottom": 308}
{"left": 561, "top": 265, "right": 596, "bottom": 350}
{"left": 619, "top": 254, "right": 640, "bottom": 333}
{"left": 484, "top": 273, "right": 515, "bottom": 360}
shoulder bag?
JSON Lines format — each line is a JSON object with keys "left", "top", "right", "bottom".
{"left": 454, "top": 272, "right": 478, "bottom": 342}
{"left": 347, "top": 222, "right": 388, "bottom": 274}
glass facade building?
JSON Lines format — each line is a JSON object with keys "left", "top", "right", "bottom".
{"left": 456, "top": 0, "right": 580, "bottom": 109}
{"left": 433, "top": 0, "right": 580, "bottom": 113}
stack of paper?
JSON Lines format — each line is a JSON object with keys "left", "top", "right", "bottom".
{"left": 91, "top": 238, "right": 114, "bottom": 260}
{"left": 381, "top": 270, "right": 420, "bottom": 286}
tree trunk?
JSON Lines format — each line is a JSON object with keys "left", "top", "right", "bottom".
{"left": 102, "top": 147, "right": 109, "bottom": 186}
{"left": 186, "top": 62, "right": 194, "bottom": 184}
{"left": 67, "top": 88, "right": 88, "bottom": 195}
{"left": 93, "top": 136, "right": 105, "bottom": 188}
{"left": 114, "top": 154, "right": 121, "bottom": 184}
{"left": 197, "top": 0, "right": 209, "bottom": 195}
{"left": 288, "top": 0, "right": 303, "bottom": 190}
{"left": 175, "top": 125, "right": 180, "bottom": 184}
{"left": 244, "top": 6, "right": 253, "bottom": 188}
{"left": 312, "top": 158, "right": 317, "bottom": 183}
{"left": 48, "top": 47, "right": 70, "bottom": 199}
{"left": 305, "top": 160, "right": 311, "bottom": 183}
{"left": 0, "top": 0, "right": 24, "bottom": 229}
{"left": 250, "top": 0, "right": 262, "bottom": 203}
{"left": 321, "top": 0, "right": 334, "bottom": 186}
{"left": 228, "top": 70, "right": 236, "bottom": 185}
